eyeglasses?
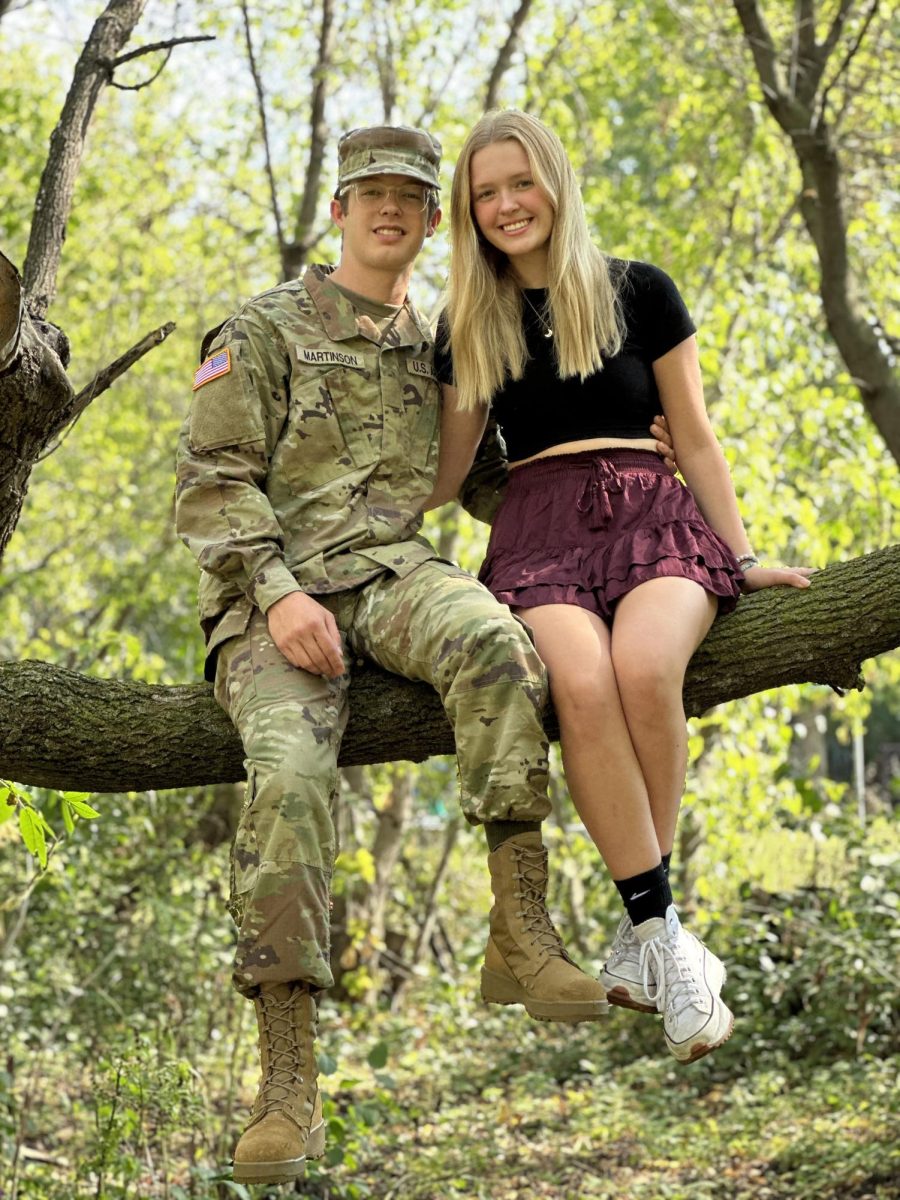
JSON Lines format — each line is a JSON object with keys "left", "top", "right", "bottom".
{"left": 340, "top": 182, "right": 434, "bottom": 213}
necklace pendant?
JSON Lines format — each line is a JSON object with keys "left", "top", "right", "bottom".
{"left": 543, "top": 327, "right": 553, "bottom": 339}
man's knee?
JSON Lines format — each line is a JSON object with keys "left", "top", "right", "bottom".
{"left": 238, "top": 757, "right": 338, "bottom": 879}
{"left": 440, "top": 610, "right": 545, "bottom": 696}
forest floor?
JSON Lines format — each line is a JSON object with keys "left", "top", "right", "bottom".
{"left": 6, "top": 820, "right": 899, "bottom": 1200}
{"left": 7, "top": 972, "right": 899, "bottom": 1200}
{"left": 294, "top": 989, "right": 900, "bottom": 1200}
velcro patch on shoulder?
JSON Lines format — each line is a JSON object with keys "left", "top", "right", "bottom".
{"left": 192, "top": 347, "right": 232, "bottom": 390}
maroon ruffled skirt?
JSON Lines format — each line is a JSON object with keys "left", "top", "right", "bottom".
{"left": 479, "top": 449, "right": 743, "bottom": 622}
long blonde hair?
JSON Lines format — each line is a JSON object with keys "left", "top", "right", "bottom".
{"left": 446, "top": 109, "right": 622, "bottom": 411}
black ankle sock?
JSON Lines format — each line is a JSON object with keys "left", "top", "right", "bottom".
{"left": 614, "top": 863, "right": 672, "bottom": 926}
{"left": 661, "top": 851, "right": 672, "bottom": 878}
{"left": 484, "top": 820, "right": 542, "bottom": 852}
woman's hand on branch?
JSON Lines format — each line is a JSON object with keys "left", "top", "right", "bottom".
{"left": 741, "top": 565, "right": 816, "bottom": 592}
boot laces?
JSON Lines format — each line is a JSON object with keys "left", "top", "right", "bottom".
{"left": 512, "top": 846, "right": 568, "bottom": 959}
{"left": 639, "top": 930, "right": 703, "bottom": 1018}
{"left": 255, "top": 992, "right": 308, "bottom": 1117}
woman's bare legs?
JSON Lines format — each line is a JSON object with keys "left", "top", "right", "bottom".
{"left": 516, "top": 603, "right": 661, "bottom": 878}
{"left": 610, "top": 577, "right": 717, "bottom": 856}
{"left": 522, "top": 590, "right": 733, "bottom": 1055}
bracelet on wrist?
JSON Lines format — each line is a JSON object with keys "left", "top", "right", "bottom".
{"left": 736, "top": 553, "right": 759, "bottom": 571}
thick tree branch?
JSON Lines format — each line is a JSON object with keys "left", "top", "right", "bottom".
{"left": 22, "top": 0, "right": 150, "bottom": 319}
{"left": 485, "top": 0, "right": 535, "bottom": 110}
{"left": 1, "top": 549, "right": 898, "bottom": 793}
{"left": 284, "top": 0, "right": 336, "bottom": 281}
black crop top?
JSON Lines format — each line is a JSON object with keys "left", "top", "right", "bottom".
{"left": 434, "top": 259, "right": 696, "bottom": 462}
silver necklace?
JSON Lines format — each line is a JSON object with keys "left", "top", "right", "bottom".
{"left": 522, "top": 291, "right": 553, "bottom": 338}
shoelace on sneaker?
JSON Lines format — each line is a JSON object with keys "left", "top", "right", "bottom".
{"left": 639, "top": 932, "right": 704, "bottom": 1018}
{"left": 255, "top": 992, "right": 310, "bottom": 1117}
{"left": 512, "top": 846, "right": 568, "bottom": 958}
{"left": 606, "top": 913, "right": 635, "bottom": 965}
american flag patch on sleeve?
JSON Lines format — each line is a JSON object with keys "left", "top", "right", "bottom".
{"left": 192, "top": 347, "right": 232, "bottom": 390}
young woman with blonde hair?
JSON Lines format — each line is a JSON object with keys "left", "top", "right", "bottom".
{"left": 430, "top": 109, "right": 812, "bottom": 1063}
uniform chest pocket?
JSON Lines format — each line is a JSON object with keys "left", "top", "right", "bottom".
{"left": 276, "top": 364, "right": 378, "bottom": 494}
{"left": 399, "top": 372, "right": 440, "bottom": 477}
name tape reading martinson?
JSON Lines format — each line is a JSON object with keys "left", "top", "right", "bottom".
{"left": 296, "top": 347, "right": 366, "bottom": 368}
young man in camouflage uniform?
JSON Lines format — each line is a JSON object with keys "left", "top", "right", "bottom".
{"left": 175, "top": 126, "right": 611, "bottom": 1185}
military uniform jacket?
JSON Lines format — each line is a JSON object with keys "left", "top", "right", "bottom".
{"left": 175, "top": 264, "right": 442, "bottom": 678}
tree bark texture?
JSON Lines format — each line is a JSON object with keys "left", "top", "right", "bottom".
{"left": 0, "top": 253, "right": 74, "bottom": 559}
{"left": 2, "top": 546, "right": 898, "bottom": 794}
{"left": 732, "top": 0, "right": 900, "bottom": 465}
{"left": 0, "top": 253, "right": 174, "bottom": 560}
{"left": 23, "top": 0, "right": 149, "bottom": 318}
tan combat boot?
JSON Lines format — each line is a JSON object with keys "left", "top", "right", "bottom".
{"left": 232, "top": 982, "right": 326, "bottom": 1185}
{"left": 481, "top": 831, "right": 608, "bottom": 1022}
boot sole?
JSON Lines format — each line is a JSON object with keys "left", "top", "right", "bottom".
{"left": 605, "top": 986, "right": 657, "bottom": 1014}
{"left": 481, "top": 967, "right": 608, "bottom": 1022}
{"left": 232, "top": 1118, "right": 326, "bottom": 1184}
{"left": 668, "top": 1002, "right": 735, "bottom": 1065}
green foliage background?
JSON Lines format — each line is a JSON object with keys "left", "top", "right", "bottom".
{"left": 1, "top": 1, "right": 898, "bottom": 1197}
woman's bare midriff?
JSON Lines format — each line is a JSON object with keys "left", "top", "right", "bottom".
{"left": 508, "top": 437, "right": 659, "bottom": 468}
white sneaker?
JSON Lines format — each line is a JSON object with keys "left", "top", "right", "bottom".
{"left": 599, "top": 913, "right": 656, "bottom": 1013}
{"left": 634, "top": 906, "right": 733, "bottom": 1063}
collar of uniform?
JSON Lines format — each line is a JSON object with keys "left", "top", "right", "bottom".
{"left": 304, "top": 264, "right": 431, "bottom": 348}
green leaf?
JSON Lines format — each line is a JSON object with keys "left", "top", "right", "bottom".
{"left": 318, "top": 1050, "right": 338, "bottom": 1076}
{"left": 18, "top": 806, "right": 48, "bottom": 868}
{"left": 65, "top": 796, "right": 101, "bottom": 819}
{"left": 0, "top": 789, "right": 15, "bottom": 824}
{"left": 62, "top": 801, "right": 76, "bottom": 835}
{"left": 367, "top": 1040, "right": 388, "bottom": 1070}
{"left": 36, "top": 810, "right": 56, "bottom": 838}
{"left": 218, "top": 1183, "right": 251, "bottom": 1199}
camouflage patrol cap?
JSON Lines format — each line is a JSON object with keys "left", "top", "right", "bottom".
{"left": 337, "top": 126, "right": 441, "bottom": 190}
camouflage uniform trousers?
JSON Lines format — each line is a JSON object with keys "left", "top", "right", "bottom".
{"left": 214, "top": 559, "right": 551, "bottom": 995}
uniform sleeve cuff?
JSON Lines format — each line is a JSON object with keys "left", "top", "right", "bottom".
{"left": 248, "top": 561, "right": 302, "bottom": 613}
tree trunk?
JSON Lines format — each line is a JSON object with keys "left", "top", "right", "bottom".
{"left": 732, "top": 0, "right": 900, "bottom": 464}
{"left": 0, "top": 253, "right": 73, "bottom": 558}
{"left": 23, "top": 0, "right": 149, "bottom": 318}
{"left": 1, "top": 2, "right": 160, "bottom": 557}
{"left": 1, "top": 546, "right": 898, "bottom": 793}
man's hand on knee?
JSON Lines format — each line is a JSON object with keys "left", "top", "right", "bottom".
{"left": 266, "top": 592, "right": 345, "bottom": 678}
